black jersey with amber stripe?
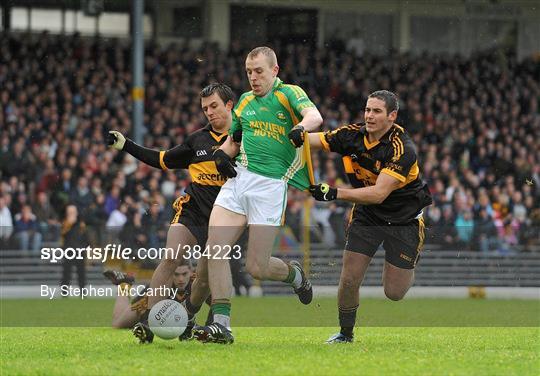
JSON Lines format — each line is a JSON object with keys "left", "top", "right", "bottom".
{"left": 123, "top": 123, "right": 227, "bottom": 220}
{"left": 320, "top": 123, "right": 432, "bottom": 224}
{"left": 160, "top": 124, "right": 228, "bottom": 219}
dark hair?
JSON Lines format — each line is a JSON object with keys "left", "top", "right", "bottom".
{"left": 200, "top": 83, "right": 235, "bottom": 105}
{"left": 368, "top": 90, "right": 399, "bottom": 113}
{"left": 178, "top": 258, "right": 193, "bottom": 268}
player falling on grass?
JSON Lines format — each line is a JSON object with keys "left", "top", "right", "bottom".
{"left": 307, "top": 90, "right": 433, "bottom": 343}
{"left": 103, "top": 262, "right": 212, "bottom": 336}
{"left": 192, "top": 46, "right": 323, "bottom": 344}
{"left": 108, "top": 83, "right": 238, "bottom": 343}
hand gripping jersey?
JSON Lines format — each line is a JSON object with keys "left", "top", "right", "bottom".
{"left": 230, "top": 78, "right": 316, "bottom": 190}
{"left": 320, "top": 123, "right": 433, "bottom": 224}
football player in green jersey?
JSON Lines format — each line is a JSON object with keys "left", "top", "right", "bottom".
{"left": 194, "top": 47, "right": 323, "bottom": 344}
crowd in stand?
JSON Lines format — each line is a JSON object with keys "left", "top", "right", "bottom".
{"left": 1, "top": 32, "right": 539, "bottom": 254}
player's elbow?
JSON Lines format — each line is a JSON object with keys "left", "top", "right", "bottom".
{"left": 375, "top": 195, "right": 387, "bottom": 204}
{"left": 373, "top": 190, "right": 392, "bottom": 204}
{"left": 368, "top": 193, "right": 386, "bottom": 205}
{"left": 312, "top": 111, "right": 323, "bottom": 128}
{"left": 303, "top": 109, "right": 323, "bottom": 131}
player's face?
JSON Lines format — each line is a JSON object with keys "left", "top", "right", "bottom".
{"left": 172, "top": 265, "right": 191, "bottom": 290}
{"left": 245, "top": 54, "right": 279, "bottom": 96}
{"left": 201, "top": 92, "right": 233, "bottom": 130}
{"left": 364, "top": 97, "right": 397, "bottom": 133}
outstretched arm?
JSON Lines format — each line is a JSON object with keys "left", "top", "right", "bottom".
{"left": 307, "top": 133, "right": 325, "bottom": 151}
{"left": 108, "top": 131, "right": 193, "bottom": 170}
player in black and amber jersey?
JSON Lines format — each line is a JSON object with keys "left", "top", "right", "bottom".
{"left": 308, "top": 90, "right": 432, "bottom": 344}
{"left": 104, "top": 262, "right": 212, "bottom": 338}
{"left": 107, "top": 83, "right": 238, "bottom": 343}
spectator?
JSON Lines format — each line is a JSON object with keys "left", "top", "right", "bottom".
{"left": 455, "top": 210, "right": 475, "bottom": 250}
{"left": 33, "top": 191, "right": 60, "bottom": 241}
{"left": 60, "top": 204, "right": 89, "bottom": 289}
{"left": 141, "top": 203, "right": 166, "bottom": 249}
{"left": 473, "top": 208, "right": 497, "bottom": 253}
{"left": 13, "top": 205, "right": 42, "bottom": 252}
{"left": 85, "top": 193, "right": 108, "bottom": 246}
{"left": 0, "top": 195, "right": 14, "bottom": 248}
{"left": 70, "top": 176, "right": 94, "bottom": 216}
{"left": 104, "top": 186, "right": 121, "bottom": 216}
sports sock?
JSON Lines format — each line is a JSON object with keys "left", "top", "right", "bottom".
{"left": 338, "top": 305, "right": 358, "bottom": 338}
{"left": 184, "top": 297, "right": 202, "bottom": 316}
{"left": 214, "top": 314, "right": 231, "bottom": 330}
{"left": 140, "top": 309, "right": 150, "bottom": 323}
{"left": 284, "top": 264, "right": 303, "bottom": 289}
{"left": 211, "top": 300, "right": 231, "bottom": 329}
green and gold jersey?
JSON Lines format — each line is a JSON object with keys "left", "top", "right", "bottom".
{"left": 230, "top": 78, "right": 316, "bottom": 190}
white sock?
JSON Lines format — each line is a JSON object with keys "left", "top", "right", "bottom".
{"left": 214, "top": 314, "right": 231, "bottom": 331}
{"left": 292, "top": 266, "right": 303, "bottom": 289}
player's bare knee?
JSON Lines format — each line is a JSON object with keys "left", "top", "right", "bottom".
{"left": 384, "top": 287, "right": 407, "bottom": 301}
{"left": 340, "top": 276, "right": 360, "bottom": 292}
{"left": 246, "top": 263, "right": 264, "bottom": 280}
{"left": 195, "top": 277, "right": 209, "bottom": 291}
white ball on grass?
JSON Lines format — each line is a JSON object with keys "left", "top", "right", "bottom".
{"left": 148, "top": 299, "right": 188, "bottom": 340}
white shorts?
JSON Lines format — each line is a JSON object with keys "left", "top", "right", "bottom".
{"left": 214, "top": 166, "right": 287, "bottom": 226}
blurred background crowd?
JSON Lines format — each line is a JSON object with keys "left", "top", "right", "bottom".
{"left": 1, "top": 32, "right": 539, "bottom": 255}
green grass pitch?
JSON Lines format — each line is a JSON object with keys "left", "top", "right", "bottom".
{"left": 1, "top": 297, "right": 539, "bottom": 375}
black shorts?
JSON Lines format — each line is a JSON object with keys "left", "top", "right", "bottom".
{"left": 170, "top": 194, "right": 209, "bottom": 246}
{"left": 345, "top": 212, "right": 426, "bottom": 269}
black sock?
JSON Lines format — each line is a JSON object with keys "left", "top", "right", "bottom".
{"left": 185, "top": 298, "right": 202, "bottom": 316}
{"left": 338, "top": 305, "right": 358, "bottom": 338}
{"left": 140, "top": 309, "right": 150, "bottom": 323}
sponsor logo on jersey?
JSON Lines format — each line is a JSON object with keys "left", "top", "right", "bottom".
{"left": 197, "top": 172, "right": 225, "bottom": 182}
{"left": 386, "top": 162, "right": 403, "bottom": 172}
{"left": 399, "top": 253, "right": 412, "bottom": 262}
{"left": 196, "top": 150, "right": 208, "bottom": 157}
{"left": 249, "top": 121, "right": 286, "bottom": 143}
{"left": 246, "top": 110, "right": 256, "bottom": 116}
{"left": 276, "top": 111, "right": 287, "bottom": 123}
{"left": 260, "top": 106, "right": 270, "bottom": 112}
{"left": 374, "top": 160, "right": 382, "bottom": 172}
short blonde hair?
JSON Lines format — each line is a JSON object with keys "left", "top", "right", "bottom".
{"left": 247, "top": 46, "right": 277, "bottom": 67}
